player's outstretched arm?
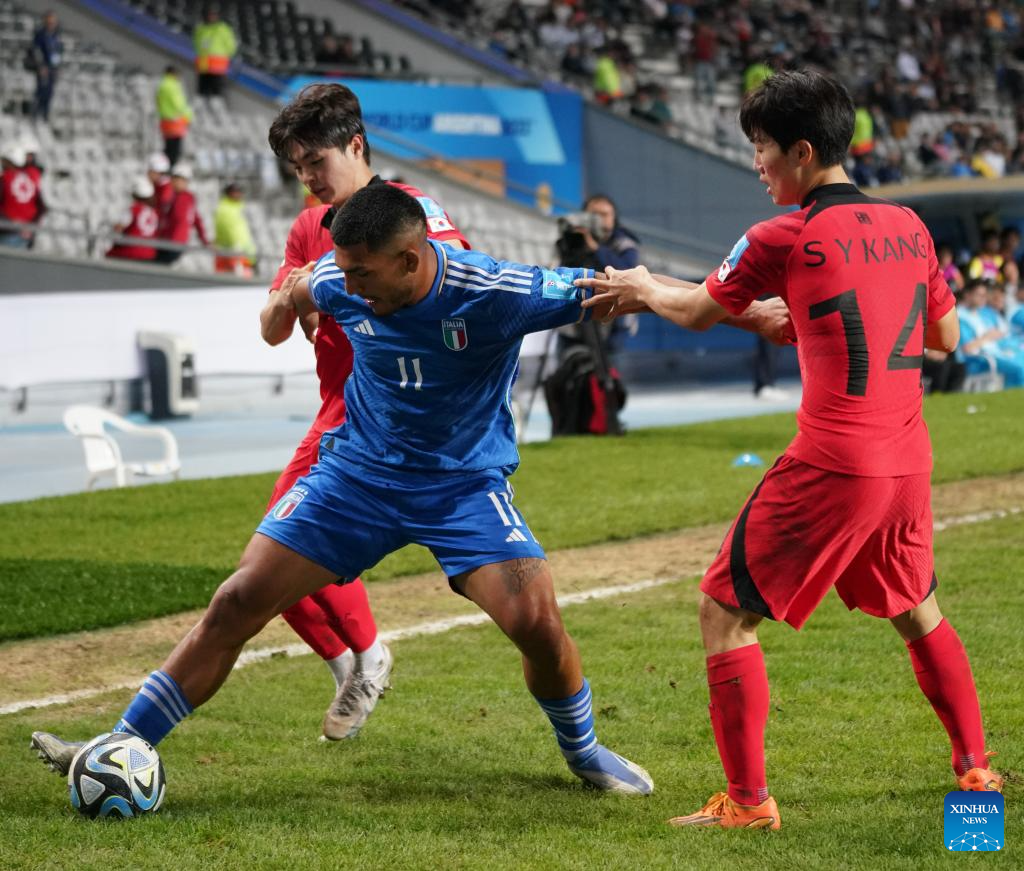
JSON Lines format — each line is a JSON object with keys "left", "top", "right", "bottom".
{"left": 577, "top": 266, "right": 728, "bottom": 331}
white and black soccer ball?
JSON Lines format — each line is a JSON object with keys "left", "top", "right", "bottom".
{"left": 68, "top": 732, "right": 166, "bottom": 819}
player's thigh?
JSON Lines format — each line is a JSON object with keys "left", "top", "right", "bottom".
{"left": 834, "top": 472, "right": 936, "bottom": 619}
{"left": 408, "top": 471, "right": 547, "bottom": 584}
{"left": 700, "top": 455, "right": 891, "bottom": 629}
{"left": 258, "top": 456, "right": 404, "bottom": 584}
{"left": 220, "top": 532, "right": 344, "bottom": 620}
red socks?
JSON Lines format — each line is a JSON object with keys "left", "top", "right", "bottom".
{"left": 280, "top": 579, "right": 379, "bottom": 659}
{"left": 706, "top": 643, "right": 770, "bottom": 806}
{"left": 906, "top": 618, "right": 987, "bottom": 776}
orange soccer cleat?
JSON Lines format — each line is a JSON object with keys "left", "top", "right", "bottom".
{"left": 958, "top": 753, "right": 1004, "bottom": 792}
{"left": 668, "top": 791, "right": 781, "bottom": 830}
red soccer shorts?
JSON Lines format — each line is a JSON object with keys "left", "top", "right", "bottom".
{"left": 701, "top": 454, "right": 936, "bottom": 629}
{"left": 268, "top": 424, "right": 324, "bottom": 508}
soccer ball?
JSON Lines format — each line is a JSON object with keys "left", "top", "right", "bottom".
{"left": 68, "top": 732, "right": 166, "bottom": 819}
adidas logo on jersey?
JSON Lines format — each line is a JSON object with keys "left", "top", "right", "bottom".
{"left": 353, "top": 320, "right": 375, "bottom": 336}
{"left": 505, "top": 529, "right": 529, "bottom": 543}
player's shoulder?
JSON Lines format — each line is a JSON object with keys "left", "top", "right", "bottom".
{"left": 443, "top": 247, "right": 536, "bottom": 296}
{"left": 289, "top": 204, "right": 331, "bottom": 234}
{"left": 310, "top": 249, "right": 342, "bottom": 286}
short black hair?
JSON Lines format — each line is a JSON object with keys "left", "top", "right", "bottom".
{"left": 584, "top": 193, "right": 617, "bottom": 217}
{"left": 330, "top": 183, "right": 426, "bottom": 251}
{"left": 268, "top": 83, "right": 372, "bottom": 165}
{"left": 740, "top": 69, "right": 855, "bottom": 168}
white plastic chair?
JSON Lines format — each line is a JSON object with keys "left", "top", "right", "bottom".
{"left": 63, "top": 405, "right": 181, "bottom": 489}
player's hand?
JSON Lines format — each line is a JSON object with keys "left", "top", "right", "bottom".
{"left": 753, "top": 297, "right": 797, "bottom": 346}
{"left": 576, "top": 265, "right": 652, "bottom": 321}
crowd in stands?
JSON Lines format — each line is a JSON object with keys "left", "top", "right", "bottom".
{"left": 1, "top": 9, "right": 257, "bottom": 275}
{"left": 927, "top": 226, "right": 1024, "bottom": 393}
{"left": 398, "top": 0, "right": 1024, "bottom": 183}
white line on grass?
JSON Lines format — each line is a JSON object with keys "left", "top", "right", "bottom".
{"left": 0, "top": 578, "right": 675, "bottom": 716}
{"left": 5, "top": 506, "right": 1019, "bottom": 717}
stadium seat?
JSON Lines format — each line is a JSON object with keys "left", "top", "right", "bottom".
{"left": 63, "top": 405, "right": 181, "bottom": 489}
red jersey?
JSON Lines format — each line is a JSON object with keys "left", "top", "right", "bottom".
{"left": 107, "top": 200, "right": 160, "bottom": 260}
{"left": 706, "top": 183, "right": 954, "bottom": 477}
{"left": 159, "top": 189, "right": 208, "bottom": 245}
{"left": 270, "top": 176, "right": 469, "bottom": 430}
{"left": 1, "top": 166, "right": 44, "bottom": 223}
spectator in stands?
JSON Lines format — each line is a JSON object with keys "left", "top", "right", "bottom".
{"left": 923, "top": 347, "right": 967, "bottom": 393}
{"left": 630, "top": 84, "right": 672, "bottom": 131}
{"left": 593, "top": 42, "right": 625, "bottom": 105}
{"left": 193, "top": 5, "right": 237, "bottom": 97}
{"left": 852, "top": 151, "right": 879, "bottom": 188}
{"left": 106, "top": 176, "right": 159, "bottom": 262}
{"left": 968, "top": 230, "right": 1004, "bottom": 280}
{"left": 314, "top": 34, "right": 360, "bottom": 75}
{"left": 0, "top": 144, "right": 46, "bottom": 249}
{"left": 213, "top": 182, "right": 256, "bottom": 277}
{"left": 155, "top": 163, "right": 208, "bottom": 266}
{"left": 156, "top": 67, "right": 193, "bottom": 167}
{"left": 29, "top": 11, "right": 62, "bottom": 124}
{"left": 938, "top": 243, "right": 965, "bottom": 291}
{"left": 147, "top": 152, "right": 174, "bottom": 211}
{"left": 957, "top": 278, "right": 1024, "bottom": 387}
{"left": 691, "top": 19, "right": 719, "bottom": 103}
{"left": 850, "top": 102, "right": 875, "bottom": 157}
{"left": 743, "top": 59, "right": 773, "bottom": 96}
{"left": 876, "top": 149, "right": 905, "bottom": 185}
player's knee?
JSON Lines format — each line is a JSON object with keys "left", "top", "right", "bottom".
{"left": 508, "top": 605, "right": 567, "bottom": 654}
{"left": 203, "top": 572, "right": 270, "bottom": 641}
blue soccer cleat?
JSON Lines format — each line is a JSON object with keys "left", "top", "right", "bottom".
{"left": 567, "top": 744, "right": 654, "bottom": 795}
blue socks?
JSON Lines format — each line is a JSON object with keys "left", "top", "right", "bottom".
{"left": 535, "top": 678, "right": 598, "bottom": 764}
{"left": 113, "top": 670, "right": 193, "bottom": 746}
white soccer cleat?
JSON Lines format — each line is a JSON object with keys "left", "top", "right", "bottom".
{"left": 321, "top": 643, "right": 393, "bottom": 741}
{"left": 567, "top": 744, "right": 654, "bottom": 795}
{"left": 30, "top": 731, "right": 86, "bottom": 777}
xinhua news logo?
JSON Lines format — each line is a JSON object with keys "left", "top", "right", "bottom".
{"left": 944, "top": 791, "right": 1004, "bottom": 852}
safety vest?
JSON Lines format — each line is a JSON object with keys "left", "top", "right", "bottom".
{"left": 194, "top": 21, "right": 237, "bottom": 74}
{"left": 156, "top": 74, "right": 192, "bottom": 138}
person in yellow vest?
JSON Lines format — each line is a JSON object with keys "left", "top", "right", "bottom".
{"left": 194, "top": 6, "right": 237, "bottom": 97}
{"left": 213, "top": 182, "right": 256, "bottom": 277}
{"left": 155, "top": 66, "right": 192, "bottom": 166}
{"left": 850, "top": 105, "right": 874, "bottom": 157}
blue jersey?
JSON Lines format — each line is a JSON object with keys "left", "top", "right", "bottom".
{"left": 309, "top": 240, "right": 593, "bottom": 474}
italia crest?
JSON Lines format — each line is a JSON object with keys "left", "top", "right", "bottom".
{"left": 442, "top": 318, "right": 468, "bottom": 351}
{"left": 272, "top": 487, "right": 306, "bottom": 520}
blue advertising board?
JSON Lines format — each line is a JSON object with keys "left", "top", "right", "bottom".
{"left": 282, "top": 78, "right": 583, "bottom": 209}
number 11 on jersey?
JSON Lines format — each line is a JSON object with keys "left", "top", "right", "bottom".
{"left": 397, "top": 356, "right": 423, "bottom": 390}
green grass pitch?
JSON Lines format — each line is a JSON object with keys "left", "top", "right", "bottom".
{"left": 0, "top": 393, "right": 1020, "bottom": 868}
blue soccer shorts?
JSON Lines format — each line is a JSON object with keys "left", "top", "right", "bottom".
{"left": 255, "top": 451, "right": 546, "bottom": 582}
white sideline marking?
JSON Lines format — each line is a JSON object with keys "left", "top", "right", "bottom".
{"left": 933, "top": 506, "right": 1020, "bottom": 531}
{"left": 0, "top": 578, "right": 674, "bottom": 716}
{"left": 4, "top": 506, "right": 1018, "bottom": 717}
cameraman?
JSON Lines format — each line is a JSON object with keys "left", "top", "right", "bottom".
{"left": 556, "top": 194, "right": 640, "bottom": 272}
{"left": 546, "top": 194, "right": 639, "bottom": 435}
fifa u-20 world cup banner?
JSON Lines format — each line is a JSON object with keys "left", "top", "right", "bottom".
{"left": 281, "top": 78, "right": 583, "bottom": 210}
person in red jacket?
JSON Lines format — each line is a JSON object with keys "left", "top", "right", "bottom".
{"left": 262, "top": 83, "right": 469, "bottom": 741}
{"left": 0, "top": 145, "right": 46, "bottom": 248}
{"left": 106, "top": 176, "right": 160, "bottom": 262}
{"left": 155, "top": 162, "right": 207, "bottom": 265}
{"left": 147, "top": 152, "right": 174, "bottom": 213}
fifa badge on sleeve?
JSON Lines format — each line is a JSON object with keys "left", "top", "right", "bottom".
{"left": 944, "top": 791, "right": 1004, "bottom": 852}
